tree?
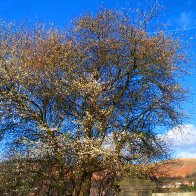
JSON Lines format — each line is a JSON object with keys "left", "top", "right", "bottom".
{"left": 0, "top": 5, "right": 186, "bottom": 196}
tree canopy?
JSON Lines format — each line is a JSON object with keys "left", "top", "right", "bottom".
{"left": 0, "top": 6, "right": 187, "bottom": 196}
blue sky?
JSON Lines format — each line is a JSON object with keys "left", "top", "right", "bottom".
{"left": 0, "top": 0, "right": 195, "bottom": 158}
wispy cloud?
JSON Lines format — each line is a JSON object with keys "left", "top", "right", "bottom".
{"left": 177, "top": 11, "right": 196, "bottom": 28}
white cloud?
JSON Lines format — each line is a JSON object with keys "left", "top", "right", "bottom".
{"left": 177, "top": 151, "right": 196, "bottom": 158}
{"left": 163, "top": 124, "right": 196, "bottom": 158}
{"left": 164, "top": 124, "right": 196, "bottom": 147}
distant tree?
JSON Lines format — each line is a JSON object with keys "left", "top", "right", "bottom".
{"left": 0, "top": 4, "right": 187, "bottom": 196}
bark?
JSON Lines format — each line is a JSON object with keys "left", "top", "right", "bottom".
{"left": 80, "top": 172, "right": 92, "bottom": 196}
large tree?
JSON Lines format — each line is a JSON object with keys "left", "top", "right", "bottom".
{"left": 0, "top": 6, "right": 186, "bottom": 196}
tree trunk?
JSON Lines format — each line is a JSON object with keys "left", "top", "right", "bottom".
{"left": 80, "top": 172, "right": 92, "bottom": 196}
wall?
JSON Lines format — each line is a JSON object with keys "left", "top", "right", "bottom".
{"left": 153, "top": 193, "right": 196, "bottom": 196}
